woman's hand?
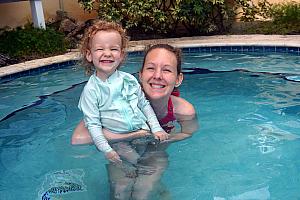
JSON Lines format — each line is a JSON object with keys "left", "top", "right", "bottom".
{"left": 153, "top": 131, "right": 169, "bottom": 141}
{"left": 105, "top": 150, "right": 122, "bottom": 164}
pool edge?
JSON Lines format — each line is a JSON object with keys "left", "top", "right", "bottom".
{"left": 1, "top": 34, "right": 300, "bottom": 79}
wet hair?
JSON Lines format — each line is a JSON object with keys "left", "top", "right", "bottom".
{"left": 80, "top": 20, "right": 128, "bottom": 75}
{"left": 141, "top": 43, "right": 182, "bottom": 75}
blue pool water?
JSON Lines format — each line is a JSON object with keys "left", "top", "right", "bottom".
{"left": 0, "top": 50, "right": 300, "bottom": 199}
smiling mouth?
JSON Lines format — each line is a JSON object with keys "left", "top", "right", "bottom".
{"left": 150, "top": 83, "right": 165, "bottom": 89}
{"left": 100, "top": 59, "right": 115, "bottom": 63}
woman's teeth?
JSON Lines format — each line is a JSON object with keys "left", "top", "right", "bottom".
{"left": 151, "top": 84, "right": 164, "bottom": 88}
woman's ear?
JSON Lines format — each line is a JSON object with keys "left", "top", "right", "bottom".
{"left": 86, "top": 50, "right": 92, "bottom": 62}
{"left": 175, "top": 73, "right": 183, "bottom": 87}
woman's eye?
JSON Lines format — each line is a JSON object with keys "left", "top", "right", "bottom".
{"left": 163, "top": 68, "right": 172, "bottom": 72}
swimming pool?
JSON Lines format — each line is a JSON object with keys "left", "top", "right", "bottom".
{"left": 0, "top": 47, "right": 300, "bottom": 199}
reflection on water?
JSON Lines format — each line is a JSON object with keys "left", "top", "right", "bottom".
{"left": 0, "top": 52, "right": 300, "bottom": 199}
{"left": 214, "top": 186, "right": 270, "bottom": 200}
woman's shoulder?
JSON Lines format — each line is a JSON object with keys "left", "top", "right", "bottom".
{"left": 171, "top": 95, "right": 196, "bottom": 117}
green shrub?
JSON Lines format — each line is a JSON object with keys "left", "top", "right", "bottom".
{"left": 238, "top": 1, "right": 300, "bottom": 34}
{"left": 78, "top": 0, "right": 235, "bottom": 37}
{"left": 270, "top": 1, "right": 300, "bottom": 24}
{"left": 0, "top": 24, "right": 68, "bottom": 61}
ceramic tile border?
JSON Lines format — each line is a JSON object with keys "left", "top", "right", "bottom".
{"left": 181, "top": 45, "right": 300, "bottom": 54}
{"left": 1, "top": 45, "right": 299, "bottom": 83}
{"left": 2, "top": 34, "right": 300, "bottom": 78}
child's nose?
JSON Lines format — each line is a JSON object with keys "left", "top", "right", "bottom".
{"left": 103, "top": 49, "right": 112, "bottom": 56}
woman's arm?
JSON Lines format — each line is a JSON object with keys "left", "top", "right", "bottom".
{"left": 165, "top": 96, "right": 199, "bottom": 143}
{"left": 71, "top": 120, "right": 150, "bottom": 145}
{"left": 167, "top": 115, "right": 199, "bottom": 142}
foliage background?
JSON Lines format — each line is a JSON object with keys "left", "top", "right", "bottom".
{"left": 0, "top": 0, "right": 299, "bottom": 66}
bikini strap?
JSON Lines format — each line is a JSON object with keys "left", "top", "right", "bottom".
{"left": 159, "top": 97, "right": 176, "bottom": 127}
{"left": 171, "top": 88, "right": 180, "bottom": 97}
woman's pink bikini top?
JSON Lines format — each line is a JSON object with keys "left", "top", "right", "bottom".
{"left": 159, "top": 90, "right": 180, "bottom": 133}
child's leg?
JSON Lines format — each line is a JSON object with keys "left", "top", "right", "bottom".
{"left": 107, "top": 163, "right": 135, "bottom": 200}
{"left": 111, "top": 142, "right": 140, "bottom": 178}
{"left": 111, "top": 141, "right": 140, "bottom": 165}
{"left": 132, "top": 149, "right": 169, "bottom": 200}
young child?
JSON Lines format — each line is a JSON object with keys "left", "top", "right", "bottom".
{"left": 78, "top": 20, "right": 168, "bottom": 177}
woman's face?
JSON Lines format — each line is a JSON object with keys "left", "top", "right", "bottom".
{"left": 140, "top": 48, "right": 183, "bottom": 100}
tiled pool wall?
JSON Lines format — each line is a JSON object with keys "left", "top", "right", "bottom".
{"left": 1, "top": 45, "right": 299, "bottom": 83}
{"left": 0, "top": 60, "right": 78, "bottom": 83}
{"left": 182, "top": 45, "right": 300, "bottom": 54}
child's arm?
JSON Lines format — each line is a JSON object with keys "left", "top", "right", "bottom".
{"left": 72, "top": 120, "right": 150, "bottom": 145}
{"left": 135, "top": 84, "right": 169, "bottom": 141}
{"left": 104, "top": 129, "right": 150, "bottom": 142}
{"left": 78, "top": 85, "right": 121, "bottom": 163}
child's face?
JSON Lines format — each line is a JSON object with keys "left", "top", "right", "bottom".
{"left": 86, "top": 30, "right": 124, "bottom": 80}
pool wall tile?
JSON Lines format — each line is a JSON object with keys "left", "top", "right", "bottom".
{"left": 128, "top": 51, "right": 144, "bottom": 56}
{"left": 287, "top": 47, "right": 299, "bottom": 55}
{"left": 211, "top": 46, "right": 221, "bottom": 52}
{"left": 202, "top": 47, "right": 212, "bottom": 52}
{"left": 0, "top": 61, "right": 72, "bottom": 83}
{"left": 264, "top": 46, "right": 276, "bottom": 52}
{"left": 231, "top": 46, "right": 243, "bottom": 52}
{"left": 276, "top": 47, "right": 287, "bottom": 53}
{"left": 1, "top": 45, "right": 299, "bottom": 83}
{"left": 253, "top": 46, "right": 265, "bottom": 53}
{"left": 189, "top": 47, "right": 199, "bottom": 53}
{"left": 221, "top": 46, "right": 231, "bottom": 52}
{"left": 242, "top": 46, "right": 254, "bottom": 52}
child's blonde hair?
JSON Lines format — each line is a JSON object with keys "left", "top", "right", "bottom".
{"left": 80, "top": 20, "right": 128, "bottom": 75}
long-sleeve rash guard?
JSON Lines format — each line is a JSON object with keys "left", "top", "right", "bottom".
{"left": 78, "top": 70, "right": 163, "bottom": 153}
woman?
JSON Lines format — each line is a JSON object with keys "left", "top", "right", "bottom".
{"left": 72, "top": 44, "right": 199, "bottom": 199}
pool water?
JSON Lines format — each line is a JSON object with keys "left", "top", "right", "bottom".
{"left": 0, "top": 51, "right": 300, "bottom": 199}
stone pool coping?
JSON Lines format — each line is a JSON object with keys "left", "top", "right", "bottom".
{"left": 0, "top": 34, "right": 300, "bottom": 78}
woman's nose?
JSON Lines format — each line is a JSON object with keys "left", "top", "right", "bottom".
{"left": 153, "top": 69, "right": 162, "bottom": 79}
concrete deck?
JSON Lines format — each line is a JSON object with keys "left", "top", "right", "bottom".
{"left": 0, "top": 34, "right": 299, "bottom": 78}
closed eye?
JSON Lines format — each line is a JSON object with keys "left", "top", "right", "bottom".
{"left": 145, "top": 66, "right": 154, "bottom": 71}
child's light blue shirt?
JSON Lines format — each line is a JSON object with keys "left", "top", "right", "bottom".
{"left": 78, "top": 70, "right": 163, "bottom": 153}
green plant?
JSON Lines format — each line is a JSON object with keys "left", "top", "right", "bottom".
{"left": 78, "top": 0, "right": 299, "bottom": 36}
{"left": 78, "top": 0, "right": 235, "bottom": 37}
{"left": 242, "top": 1, "right": 300, "bottom": 34}
{"left": 0, "top": 24, "right": 68, "bottom": 60}
{"left": 79, "top": 0, "right": 169, "bottom": 36}
{"left": 270, "top": 1, "right": 300, "bottom": 24}
{"left": 235, "top": 0, "right": 259, "bottom": 22}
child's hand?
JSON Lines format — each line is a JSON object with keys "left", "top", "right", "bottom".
{"left": 153, "top": 131, "right": 169, "bottom": 142}
{"left": 105, "top": 150, "right": 122, "bottom": 164}
{"left": 133, "top": 129, "right": 151, "bottom": 138}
